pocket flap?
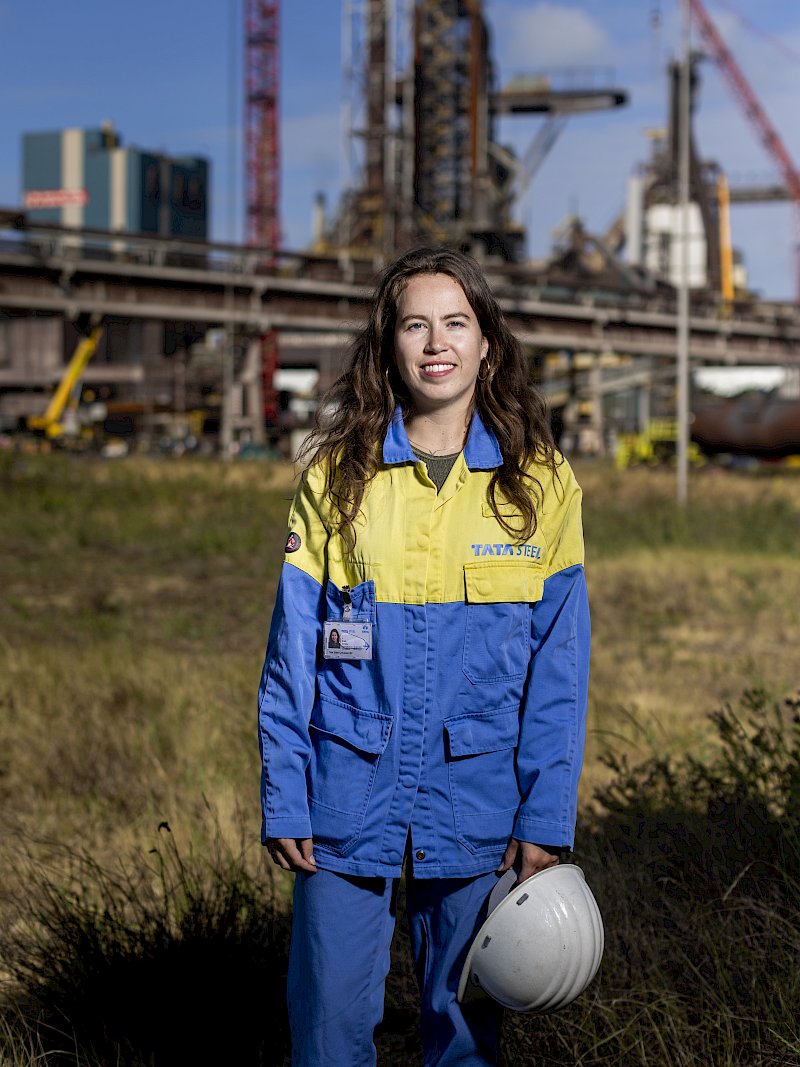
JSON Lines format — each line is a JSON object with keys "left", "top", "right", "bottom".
{"left": 310, "top": 697, "right": 392, "bottom": 755}
{"left": 444, "top": 708, "right": 519, "bottom": 757}
{"left": 325, "top": 579, "right": 376, "bottom": 622}
{"left": 464, "top": 562, "right": 543, "bottom": 604}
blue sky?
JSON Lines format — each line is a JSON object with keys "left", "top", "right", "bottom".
{"left": 2, "top": 1, "right": 800, "bottom": 298}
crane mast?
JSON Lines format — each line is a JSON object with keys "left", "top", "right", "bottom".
{"left": 244, "top": 0, "right": 281, "bottom": 430}
{"left": 244, "top": 0, "right": 280, "bottom": 254}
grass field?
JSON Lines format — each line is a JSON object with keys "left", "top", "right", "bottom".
{"left": 0, "top": 452, "right": 798, "bottom": 1065}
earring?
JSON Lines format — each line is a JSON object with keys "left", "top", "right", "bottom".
{"left": 477, "top": 356, "right": 490, "bottom": 382}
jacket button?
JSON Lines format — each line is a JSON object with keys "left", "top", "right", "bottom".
{"left": 415, "top": 849, "right": 426, "bottom": 861}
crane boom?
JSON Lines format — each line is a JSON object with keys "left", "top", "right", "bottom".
{"left": 27, "top": 325, "right": 104, "bottom": 438}
{"left": 687, "top": 0, "right": 800, "bottom": 202}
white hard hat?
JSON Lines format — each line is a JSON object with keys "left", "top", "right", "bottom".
{"left": 457, "top": 864, "right": 604, "bottom": 1013}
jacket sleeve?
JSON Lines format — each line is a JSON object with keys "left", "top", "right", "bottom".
{"left": 257, "top": 469, "right": 328, "bottom": 843}
{"left": 512, "top": 461, "right": 590, "bottom": 850}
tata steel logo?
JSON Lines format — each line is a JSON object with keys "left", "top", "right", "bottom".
{"left": 471, "top": 543, "right": 542, "bottom": 559}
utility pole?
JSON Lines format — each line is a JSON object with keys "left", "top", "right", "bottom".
{"left": 221, "top": 286, "right": 235, "bottom": 458}
{"left": 676, "top": 0, "right": 691, "bottom": 506}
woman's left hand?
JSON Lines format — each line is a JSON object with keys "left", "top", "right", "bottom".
{"left": 497, "top": 838, "right": 560, "bottom": 884}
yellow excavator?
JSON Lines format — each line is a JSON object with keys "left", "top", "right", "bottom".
{"left": 27, "top": 323, "right": 104, "bottom": 439}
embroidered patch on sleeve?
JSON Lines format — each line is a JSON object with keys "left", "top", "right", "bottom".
{"left": 285, "top": 531, "right": 301, "bottom": 553}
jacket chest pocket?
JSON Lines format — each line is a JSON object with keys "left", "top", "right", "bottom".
{"left": 318, "top": 579, "right": 382, "bottom": 719}
{"left": 462, "top": 563, "right": 542, "bottom": 685}
{"left": 324, "top": 577, "right": 376, "bottom": 623}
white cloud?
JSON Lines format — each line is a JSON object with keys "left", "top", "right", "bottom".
{"left": 493, "top": 2, "right": 616, "bottom": 74}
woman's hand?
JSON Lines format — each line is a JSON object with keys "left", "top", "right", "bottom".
{"left": 497, "top": 838, "right": 559, "bottom": 884}
{"left": 266, "top": 837, "right": 317, "bottom": 873}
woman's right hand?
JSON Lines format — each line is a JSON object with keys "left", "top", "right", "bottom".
{"left": 266, "top": 837, "right": 317, "bottom": 873}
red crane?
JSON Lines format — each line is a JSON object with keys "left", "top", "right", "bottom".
{"left": 244, "top": 0, "right": 280, "bottom": 424}
{"left": 245, "top": 0, "right": 280, "bottom": 253}
{"left": 686, "top": 0, "right": 800, "bottom": 295}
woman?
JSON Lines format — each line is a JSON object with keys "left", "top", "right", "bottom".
{"left": 257, "top": 247, "right": 590, "bottom": 1066}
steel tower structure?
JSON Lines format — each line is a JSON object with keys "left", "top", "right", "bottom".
{"left": 244, "top": 0, "right": 280, "bottom": 427}
{"left": 245, "top": 0, "right": 280, "bottom": 254}
{"left": 413, "top": 0, "right": 491, "bottom": 239}
{"left": 342, "top": 0, "right": 411, "bottom": 254}
{"left": 335, "top": 0, "right": 625, "bottom": 262}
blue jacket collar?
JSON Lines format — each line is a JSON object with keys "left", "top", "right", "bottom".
{"left": 382, "top": 407, "right": 502, "bottom": 470}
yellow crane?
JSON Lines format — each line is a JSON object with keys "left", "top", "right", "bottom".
{"left": 27, "top": 324, "right": 104, "bottom": 439}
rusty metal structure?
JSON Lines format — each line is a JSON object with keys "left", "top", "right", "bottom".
{"left": 412, "top": 1, "right": 497, "bottom": 247}
{"left": 335, "top": 0, "right": 626, "bottom": 262}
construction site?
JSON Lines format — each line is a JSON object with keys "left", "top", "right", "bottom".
{"left": 1, "top": 0, "right": 800, "bottom": 463}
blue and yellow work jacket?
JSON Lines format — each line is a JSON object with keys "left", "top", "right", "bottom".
{"left": 258, "top": 410, "right": 590, "bottom": 879}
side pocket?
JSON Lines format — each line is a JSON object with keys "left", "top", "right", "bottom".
{"left": 308, "top": 696, "right": 392, "bottom": 856}
{"left": 444, "top": 706, "right": 521, "bottom": 855}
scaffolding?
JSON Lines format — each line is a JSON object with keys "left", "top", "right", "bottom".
{"left": 336, "top": 0, "right": 626, "bottom": 262}
{"left": 414, "top": 2, "right": 472, "bottom": 233}
{"left": 341, "top": 0, "right": 411, "bottom": 255}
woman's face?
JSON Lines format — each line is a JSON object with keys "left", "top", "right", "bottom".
{"left": 392, "top": 273, "right": 488, "bottom": 419}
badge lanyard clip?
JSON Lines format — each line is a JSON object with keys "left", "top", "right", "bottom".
{"left": 342, "top": 585, "right": 352, "bottom": 622}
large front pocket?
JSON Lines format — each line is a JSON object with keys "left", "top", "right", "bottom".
{"left": 462, "top": 563, "right": 542, "bottom": 684}
{"left": 444, "top": 706, "right": 521, "bottom": 854}
{"left": 307, "top": 696, "right": 392, "bottom": 856}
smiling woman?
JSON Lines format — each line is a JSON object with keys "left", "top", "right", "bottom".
{"left": 302, "top": 246, "right": 557, "bottom": 545}
{"left": 257, "top": 246, "right": 591, "bottom": 1066}
{"left": 393, "top": 273, "right": 489, "bottom": 453}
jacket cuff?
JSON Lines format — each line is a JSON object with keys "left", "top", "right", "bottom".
{"left": 512, "top": 814, "right": 574, "bottom": 850}
{"left": 261, "top": 815, "right": 313, "bottom": 843}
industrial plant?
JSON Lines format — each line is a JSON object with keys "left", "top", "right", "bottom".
{"left": 1, "top": 0, "right": 799, "bottom": 462}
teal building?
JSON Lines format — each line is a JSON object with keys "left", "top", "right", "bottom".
{"left": 22, "top": 125, "right": 209, "bottom": 239}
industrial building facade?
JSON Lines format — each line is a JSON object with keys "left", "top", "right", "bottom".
{"left": 0, "top": 128, "right": 212, "bottom": 433}
{"left": 22, "top": 126, "right": 209, "bottom": 240}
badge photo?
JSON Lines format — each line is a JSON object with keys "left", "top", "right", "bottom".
{"left": 323, "top": 620, "right": 373, "bottom": 660}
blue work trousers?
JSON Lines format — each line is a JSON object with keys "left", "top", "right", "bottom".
{"left": 287, "top": 867, "right": 503, "bottom": 1066}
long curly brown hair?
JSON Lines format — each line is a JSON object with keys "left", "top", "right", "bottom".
{"left": 301, "top": 246, "right": 558, "bottom": 543}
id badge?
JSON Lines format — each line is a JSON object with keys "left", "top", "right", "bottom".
{"left": 323, "top": 620, "right": 373, "bottom": 660}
